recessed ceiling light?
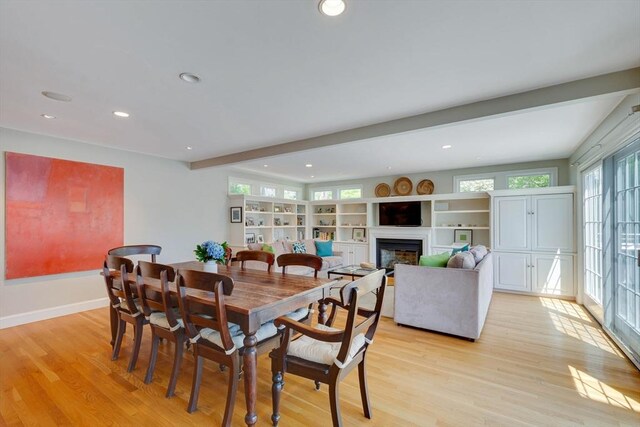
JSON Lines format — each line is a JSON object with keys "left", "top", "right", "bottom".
{"left": 442, "top": 145, "right": 452, "bottom": 149}
{"left": 41, "top": 91, "right": 72, "bottom": 102}
{"left": 263, "top": 164, "right": 268, "bottom": 168}
{"left": 387, "top": 166, "right": 392, "bottom": 170}
{"left": 41, "top": 114, "right": 56, "bottom": 119}
{"left": 179, "top": 72, "right": 200, "bottom": 83}
{"left": 113, "top": 111, "right": 130, "bottom": 118}
{"left": 305, "top": 163, "right": 313, "bottom": 168}
{"left": 310, "top": 175, "right": 315, "bottom": 178}
{"left": 319, "top": 0, "right": 346, "bottom": 16}
{"left": 186, "top": 146, "right": 193, "bottom": 150}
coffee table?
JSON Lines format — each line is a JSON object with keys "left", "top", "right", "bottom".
{"left": 327, "top": 265, "right": 391, "bottom": 280}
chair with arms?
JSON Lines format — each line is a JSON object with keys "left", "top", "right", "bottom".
{"left": 276, "top": 253, "right": 323, "bottom": 324}
{"left": 270, "top": 269, "right": 386, "bottom": 427}
{"left": 136, "top": 261, "right": 185, "bottom": 398}
{"left": 103, "top": 255, "right": 148, "bottom": 372}
{"left": 175, "top": 270, "right": 240, "bottom": 424}
{"left": 108, "top": 244, "right": 162, "bottom": 262}
{"left": 236, "top": 250, "right": 276, "bottom": 272}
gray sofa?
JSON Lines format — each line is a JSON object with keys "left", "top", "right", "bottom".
{"left": 245, "top": 239, "right": 343, "bottom": 276}
{"left": 393, "top": 252, "right": 493, "bottom": 340}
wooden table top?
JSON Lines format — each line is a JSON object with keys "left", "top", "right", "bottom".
{"left": 110, "top": 260, "right": 338, "bottom": 331}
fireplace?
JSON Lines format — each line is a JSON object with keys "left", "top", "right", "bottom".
{"left": 376, "top": 238, "right": 423, "bottom": 272}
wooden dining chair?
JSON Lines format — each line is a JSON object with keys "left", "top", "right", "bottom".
{"left": 276, "top": 253, "right": 324, "bottom": 324}
{"left": 270, "top": 269, "right": 386, "bottom": 427}
{"left": 136, "top": 260, "right": 185, "bottom": 398}
{"left": 277, "top": 253, "right": 323, "bottom": 278}
{"left": 108, "top": 245, "right": 162, "bottom": 262}
{"left": 236, "top": 250, "right": 275, "bottom": 272}
{"left": 103, "top": 255, "right": 148, "bottom": 372}
{"left": 175, "top": 269, "right": 240, "bottom": 424}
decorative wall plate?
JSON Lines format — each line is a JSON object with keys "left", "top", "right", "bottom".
{"left": 416, "top": 179, "right": 434, "bottom": 195}
{"left": 375, "top": 183, "right": 391, "bottom": 197}
{"left": 393, "top": 177, "right": 413, "bottom": 196}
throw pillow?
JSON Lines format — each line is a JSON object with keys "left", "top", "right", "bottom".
{"left": 314, "top": 240, "right": 333, "bottom": 257}
{"left": 292, "top": 241, "right": 306, "bottom": 254}
{"left": 418, "top": 252, "right": 451, "bottom": 268}
{"left": 262, "top": 243, "right": 275, "bottom": 253}
{"left": 469, "top": 245, "right": 488, "bottom": 264}
{"left": 447, "top": 252, "right": 475, "bottom": 269}
{"left": 451, "top": 244, "right": 470, "bottom": 256}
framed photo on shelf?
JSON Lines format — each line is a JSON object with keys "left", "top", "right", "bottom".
{"left": 245, "top": 233, "right": 256, "bottom": 244}
{"left": 454, "top": 229, "right": 472, "bottom": 245}
{"left": 257, "top": 235, "right": 264, "bottom": 243}
{"left": 230, "top": 206, "right": 242, "bottom": 223}
{"left": 352, "top": 228, "right": 366, "bottom": 241}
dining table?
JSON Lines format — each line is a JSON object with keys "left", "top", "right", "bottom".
{"left": 107, "top": 261, "right": 339, "bottom": 427}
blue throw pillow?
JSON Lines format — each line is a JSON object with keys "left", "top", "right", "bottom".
{"left": 292, "top": 241, "right": 306, "bottom": 254}
{"left": 451, "top": 244, "right": 470, "bottom": 256}
{"left": 315, "top": 240, "right": 333, "bottom": 257}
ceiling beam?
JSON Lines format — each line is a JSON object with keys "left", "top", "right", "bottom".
{"left": 190, "top": 67, "right": 640, "bottom": 170}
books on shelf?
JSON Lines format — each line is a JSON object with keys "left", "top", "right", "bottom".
{"left": 313, "top": 229, "right": 335, "bottom": 240}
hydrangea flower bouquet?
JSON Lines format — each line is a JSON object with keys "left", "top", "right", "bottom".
{"left": 194, "top": 240, "right": 229, "bottom": 264}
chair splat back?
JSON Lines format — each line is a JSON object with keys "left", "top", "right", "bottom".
{"left": 277, "top": 253, "right": 323, "bottom": 278}
{"left": 236, "top": 250, "right": 275, "bottom": 272}
{"left": 108, "top": 245, "right": 162, "bottom": 262}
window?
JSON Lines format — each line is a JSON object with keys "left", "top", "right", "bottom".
{"left": 459, "top": 178, "right": 495, "bottom": 192}
{"left": 507, "top": 173, "right": 551, "bottom": 189}
{"left": 229, "top": 182, "right": 251, "bottom": 195}
{"left": 583, "top": 165, "right": 603, "bottom": 304}
{"left": 313, "top": 190, "right": 334, "bottom": 200}
{"left": 261, "top": 186, "right": 277, "bottom": 197}
{"left": 339, "top": 187, "right": 362, "bottom": 199}
{"left": 455, "top": 168, "right": 558, "bottom": 192}
{"left": 283, "top": 189, "right": 298, "bottom": 200}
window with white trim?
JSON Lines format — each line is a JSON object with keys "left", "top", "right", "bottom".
{"left": 455, "top": 168, "right": 558, "bottom": 192}
{"left": 313, "top": 190, "right": 334, "bottom": 200}
{"left": 261, "top": 186, "right": 277, "bottom": 197}
{"left": 507, "top": 172, "right": 552, "bottom": 189}
{"left": 283, "top": 189, "right": 298, "bottom": 200}
{"left": 459, "top": 178, "right": 495, "bottom": 192}
{"left": 310, "top": 185, "right": 364, "bottom": 201}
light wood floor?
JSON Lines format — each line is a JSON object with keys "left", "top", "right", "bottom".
{"left": 1, "top": 293, "right": 639, "bottom": 426}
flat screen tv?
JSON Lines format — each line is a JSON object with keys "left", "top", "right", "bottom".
{"left": 379, "top": 201, "right": 422, "bottom": 226}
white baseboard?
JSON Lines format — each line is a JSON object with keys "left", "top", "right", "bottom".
{"left": 0, "top": 297, "right": 110, "bottom": 329}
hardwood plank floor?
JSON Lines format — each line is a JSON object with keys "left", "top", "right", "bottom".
{"left": 1, "top": 293, "right": 639, "bottom": 426}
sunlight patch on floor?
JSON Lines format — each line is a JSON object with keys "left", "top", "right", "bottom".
{"left": 541, "top": 298, "right": 592, "bottom": 321}
{"left": 541, "top": 298, "right": 624, "bottom": 357}
{"left": 569, "top": 366, "right": 640, "bottom": 412}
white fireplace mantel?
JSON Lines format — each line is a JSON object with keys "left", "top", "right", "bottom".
{"left": 368, "top": 227, "right": 432, "bottom": 264}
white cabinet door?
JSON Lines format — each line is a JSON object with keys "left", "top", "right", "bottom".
{"left": 494, "top": 196, "right": 530, "bottom": 251}
{"left": 332, "top": 243, "right": 350, "bottom": 266}
{"left": 351, "top": 244, "right": 368, "bottom": 265}
{"left": 531, "top": 194, "right": 574, "bottom": 253}
{"left": 531, "top": 254, "right": 574, "bottom": 296}
{"left": 494, "top": 252, "right": 530, "bottom": 292}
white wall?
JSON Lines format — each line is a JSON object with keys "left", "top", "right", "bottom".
{"left": 0, "top": 127, "right": 232, "bottom": 326}
{"left": 308, "top": 159, "right": 570, "bottom": 198}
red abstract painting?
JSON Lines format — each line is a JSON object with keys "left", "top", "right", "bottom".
{"left": 5, "top": 152, "right": 124, "bottom": 279}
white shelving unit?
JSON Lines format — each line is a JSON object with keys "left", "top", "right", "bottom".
{"left": 228, "top": 195, "right": 307, "bottom": 247}
{"left": 430, "top": 193, "right": 491, "bottom": 253}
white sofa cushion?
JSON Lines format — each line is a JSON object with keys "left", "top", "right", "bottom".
{"left": 321, "top": 256, "right": 343, "bottom": 270}
{"left": 288, "top": 324, "right": 366, "bottom": 366}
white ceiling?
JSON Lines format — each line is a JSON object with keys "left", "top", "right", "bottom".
{"left": 0, "top": 1, "right": 638, "bottom": 183}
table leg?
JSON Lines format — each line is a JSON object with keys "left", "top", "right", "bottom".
{"left": 243, "top": 332, "right": 258, "bottom": 426}
{"left": 318, "top": 299, "right": 328, "bottom": 325}
{"left": 109, "top": 304, "right": 118, "bottom": 348}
